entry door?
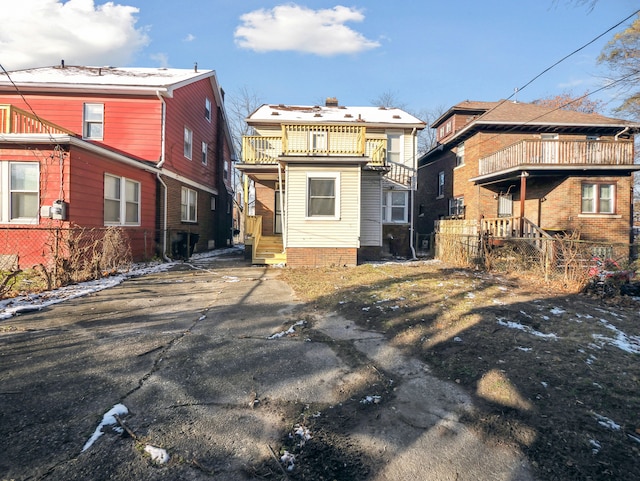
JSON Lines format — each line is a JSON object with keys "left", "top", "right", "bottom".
{"left": 275, "top": 190, "right": 283, "bottom": 234}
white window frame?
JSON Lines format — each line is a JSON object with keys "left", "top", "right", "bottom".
{"left": 0, "top": 161, "right": 40, "bottom": 224}
{"left": 309, "top": 130, "right": 328, "bottom": 152}
{"left": 83, "top": 103, "right": 104, "bottom": 140}
{"left": 202, "top": 141, "right": 208, "bottom": 165}
{"left": 184, "top": 127, "right": 193, "bottom": 160}
{"left": 205, "top": 98, "right": 212, "bottom": 122}
{"left": 382, "top": 190, "right": 408, "bottom": 224}
{"left": 104, "top": 174, "right": 140, "bottom": 226}
{"left": 386, "top": 130, "right": 404, "bottom": 164}
{"left": 181, "top": 186, "right": 197, "bottom": 222}
{"left": 456, "top": 142, "right": 465, "bottom": 167}
{"left": 581, "top": 182, "right": 615, "bottom": 214}
{"left": 306, "top": 172, "right": 340, "bottom": 219}
{"left": 437, "top": 171, "right": 445, "bottom": 198}
{"left": 449, "top": 196, "right": 464, "bottom": 217}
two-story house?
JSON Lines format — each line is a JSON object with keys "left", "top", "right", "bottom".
{"left": 0, "top": 64, "right": 235, "bottom": 268}
{"left": 416, "top": 100, "right": 640, "bottom": 257}
{"left": 236, "top": 98, "right": 425, "bottom": 267}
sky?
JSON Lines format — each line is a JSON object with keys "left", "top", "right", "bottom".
{"left": 0, "top": 0, "right": 639, "bottom": 119}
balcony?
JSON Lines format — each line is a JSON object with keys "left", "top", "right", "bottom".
{"left": 478, "top": 139, "right": 635, "bottom": 176}
{"left": 0, "top": 104, "right": 74, "bottom": 135}
{"left": 241, "top": 124, "right": 386, "bottom": 166}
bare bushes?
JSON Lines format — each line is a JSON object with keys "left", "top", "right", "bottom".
{"left": 38, "top": 226, "right": 132, "bottom": 291}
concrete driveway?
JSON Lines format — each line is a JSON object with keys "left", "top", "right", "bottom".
{"left": 0, "top": 253, "right": 536, "bottom": 480}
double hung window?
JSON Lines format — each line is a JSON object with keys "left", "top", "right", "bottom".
{"left": 0, "top": 162, "right": 39, "bottom": 223}
{"left": 104, "top": 174, "right": 140, "bottom": 225}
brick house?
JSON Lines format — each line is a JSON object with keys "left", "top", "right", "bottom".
{"left": 416, "top": 100, "right": 640, "bottom": 255}
{"left": 236, "top": 98, "right": 425, "bottom": 266}
{"left": 0, "top": 65, "right": 235, "bottom": 267}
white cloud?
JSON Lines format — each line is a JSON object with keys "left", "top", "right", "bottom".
{"left": 234, "top": 4, "right": 380, "bottom": 56}
{"left": 150, "top": 52, "right": 170, "bottom": 68}
{"left": 0, "top": 0, "right": 149, "bottom": 70}
{"left": 183, "top": 33, "right": 196, "bottom": 42}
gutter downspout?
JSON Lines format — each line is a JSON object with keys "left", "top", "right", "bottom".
{"left": 409, "top": 127, "right": 417, "bottom": 260}
{"left": 155, "top": 91, "right": 170, "bottom": 261}
{"left": 615, "top": 126, "right": 630, "bottom": 141}
{"left": 277, "top": 162, "right": 286, "bottom": 251}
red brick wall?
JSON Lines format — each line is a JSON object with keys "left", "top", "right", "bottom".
{"left": 287, "top": 247, "right": 357, "bottom": 267}
{"left": 254, "top": 180, "right": 276, "bottom": 235}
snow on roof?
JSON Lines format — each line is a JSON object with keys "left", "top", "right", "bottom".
{"left": 0, "top": 65, "right": 215, "bottom": 91}
{"left": 249, "top": 103, "right": 425, "bottom": 127}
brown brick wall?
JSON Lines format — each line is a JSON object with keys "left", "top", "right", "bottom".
{"left": 287, "top": 247, "right": 357, "bottom": 267}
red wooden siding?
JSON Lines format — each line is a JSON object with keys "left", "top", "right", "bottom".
{"left": 163, "top": 80, "right": 219, "bottom": 187}
{"left": 0, "top": 93, "right": 163, "bottom": 161}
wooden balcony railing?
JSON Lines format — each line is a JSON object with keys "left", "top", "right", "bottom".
{"left": 0, "top": 104, "right": 75, "bottom": 135}
{"left": 241, "top": 124, "right": 386, "bottom": 166}
{"left": 478, "top": 139, "right": 635, "bottom": 176}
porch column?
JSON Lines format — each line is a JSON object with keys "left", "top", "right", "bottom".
{"left": 519, "top": 171, "right": 528, "bottom": 236}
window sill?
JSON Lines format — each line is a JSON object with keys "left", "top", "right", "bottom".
{"left": 436, "top": 195, "right": 444, "bottom": 200}
{"left": 578, "top": 214, "right": 621, "bottom": 219}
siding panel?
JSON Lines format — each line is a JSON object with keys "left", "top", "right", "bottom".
{"left": 360, "top": 171, "right": 382, "bottom": 246}
{"left": 285, "top": 164, "right": 360, "bottom": 248}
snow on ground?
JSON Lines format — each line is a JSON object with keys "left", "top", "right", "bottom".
{"left": 0, "top": 247, "right": 243, "bottom": 321}
{"left": 82, "top": 403, "right": 129, "bottom": 452}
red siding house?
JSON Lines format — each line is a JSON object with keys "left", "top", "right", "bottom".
{"left": 0, "top": 65, "right": 235, "bottom": 269}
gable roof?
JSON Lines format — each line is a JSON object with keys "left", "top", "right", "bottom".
{"left": 248, "top": 103, "right": 426, "bottom": 129}
{"left": 0, "top": 65, "right": 217, "bottom": 97}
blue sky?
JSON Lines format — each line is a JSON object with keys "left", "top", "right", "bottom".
{"left": 2, "top": 1, "right": 639, "bottom": 118}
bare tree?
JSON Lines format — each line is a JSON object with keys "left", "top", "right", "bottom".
{"left": 598, "top": 13, "right": 640, "bottom": 120}
{"left": 532, "top": 91, "right": 603, "bottom": 114}
{"left": 226, "top": 86, "right": 264, "bottom": 157}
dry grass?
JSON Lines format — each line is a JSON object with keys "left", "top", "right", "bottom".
{"left": 278, "top": 259, "right": 640, "bottom": 481}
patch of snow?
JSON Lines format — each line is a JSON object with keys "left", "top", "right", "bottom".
{"left": 516, "top": 347, "right": 532, "bottom": 352}
{"left": 267, "top": 320, "right": 305, "bottom": 339}
{"left": 360, "top": 395, "right": 381, "bottom": 404}
{"left": 222, "top": 275, "right": 240, "bottom": 283}
{"left": 453, "top": 336, "right": 463, "bottom": 342}
{"left": 592, "top": 320, "right": 640, "bottom": 354}
{"left": 82, "top": 403, "right": 128, "bottom": 452}
{"left": 465, "top": 292, "right": 475, "bottom": 299}
{"left": 362, "top": 306, "right": 371, "bottom": 311}
{"left": 281, "top": 451, "right": 296, "bottom": 471}
{"left": 594, "top": 413, "right": 621, "bottom": 431}
{"left": 144, "top": 445, "right": 170, "bottom": 464}
{"left": 540, "top": 382, "right": 548, "bottom": 388}
{"left": 496, "top": 318, "right": 558, "bottom": 339}
{"left": 590, "top": 439, "right": 601, "bottom": 454}
{"left": 550, "top": 307, "right": 566, "bottom": 316}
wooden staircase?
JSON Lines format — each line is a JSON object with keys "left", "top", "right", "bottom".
{"left": 253, "top": 235, "right": 286, "bottom": 265}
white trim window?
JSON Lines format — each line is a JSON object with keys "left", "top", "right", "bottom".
{"left": 582, "top": 182, "right": 615, "bottom": 214}
{"left": 307, "top": 173, "right": 339, "bottom": 218}
{"left": 83, "top": 103, "right": 104, "bottom": 140}
{"left": 205, "top": 98, "right": 212, "bottom": 122}
{"left": 184, "top": 127, "right": 193, "bottom": 160}
{"left": 0, "top": 162, "right": 39, "bottom": 223}
{"left": 449, "top": 196, "right": 464, "bottom": 217}
{"left": 455, "top": 142, "right": 465, "bottom": 167}
{"left": 181, "top": 186, "right": 197, "bottom": 222}
{"left": 104, "top": 174, "right": 140, "bottom": 226}
{"left": 382, "top": 190, "right": 408, "bottom": 223}
{"left": 386, "top": 131, "right": 403, "bottom": 164}
{"left": 202, "top": 142, "right": 208, "bottom": 165}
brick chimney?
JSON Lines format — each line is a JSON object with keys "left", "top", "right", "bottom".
{"left": 325, "top": 97, "right": 339, "bottom": 107}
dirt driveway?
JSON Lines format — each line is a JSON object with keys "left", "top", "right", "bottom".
{"left": 0, "top": 253, "right": 539, "bottom": 481}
